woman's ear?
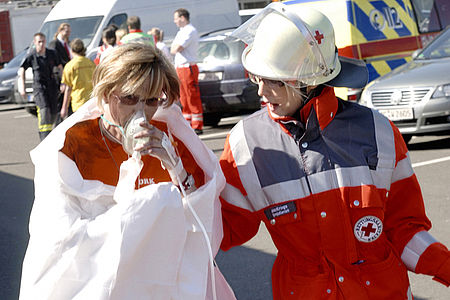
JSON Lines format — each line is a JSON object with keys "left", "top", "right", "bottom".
{"left": 103, "top": 92, "right": 110, "bottom": 104}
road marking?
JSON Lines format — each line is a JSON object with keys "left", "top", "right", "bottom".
{"left": 412, "top": 156, "right": 450, "bottom": 168}
{"left": 14, "top": 114, "right": 33, "bottom": 119}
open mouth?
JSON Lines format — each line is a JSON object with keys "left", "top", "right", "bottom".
{"left": 267, "top": 103, "right": 280, "bottom": 110}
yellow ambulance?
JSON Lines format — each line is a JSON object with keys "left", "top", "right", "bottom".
{"left": 282, "top": 0, "right": 449, "bottom": 100}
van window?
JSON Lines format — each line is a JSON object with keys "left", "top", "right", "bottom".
{"left": 40, "top": 16, "right": 103, "bottom": 48}
{"left": 107, "top": 14, "right": 127, "bottom": 30}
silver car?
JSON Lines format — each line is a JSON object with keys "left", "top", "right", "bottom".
{"left": 0, "top": 48, "right": 28, "bottom": 104}
{"left": 197, "top": 29, "right": 261, "bottom": 127}
{"left": 360, "top": 27, "right": 450, "bottom": 143}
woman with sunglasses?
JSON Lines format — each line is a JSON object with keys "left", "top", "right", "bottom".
{"left": 20, "top": 43, "right": 235, "bottom": 300}
{"left": 219, "top": 3, "right": 450, "bottom": 299}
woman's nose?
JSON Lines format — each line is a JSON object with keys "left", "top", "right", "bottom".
{"left": 257, "top": 81, "right": 270, "bottom": 97}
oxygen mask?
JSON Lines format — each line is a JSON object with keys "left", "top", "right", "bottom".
{"left": 122, "top": 102, "right": 150, "bottom": 156}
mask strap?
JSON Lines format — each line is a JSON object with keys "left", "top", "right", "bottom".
{"left": 100, "top": 114, "right": 126, "bottom": 137}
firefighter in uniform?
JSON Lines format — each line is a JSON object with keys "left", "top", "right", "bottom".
{"left": 219, "top": 3, "right": 450, "bottom": 299}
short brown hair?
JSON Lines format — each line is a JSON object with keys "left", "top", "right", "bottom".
{"left": 126, "top": 16, "right": 141, "bottom": 30}
{"left": 70, "top": 38, "right": 85, "bottom": 56}
{"left": 174, "top": 8, "right": 190, "bottom": 21}
{"left": 102, "top": 25, "right": 117, "bottom": 46}
{"left": 92, "top": 43, "right": 180, "bottom": 110}
{"left": 34, "top": 32, "right": 46, "bottom": 39}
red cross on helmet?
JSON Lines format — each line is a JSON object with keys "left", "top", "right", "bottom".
{"left": 230, "top": 2, "right": 368, "bottom": 88}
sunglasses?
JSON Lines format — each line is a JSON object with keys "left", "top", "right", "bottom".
{"left": 114, "top": 94, "right": 164, "bottom": 107}
{"left": 248, "top": 73, "right": 284, "bottom": 87}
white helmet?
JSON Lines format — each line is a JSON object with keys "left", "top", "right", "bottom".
{"left": 232, "top": 3, "right": 367, "bottom": 88}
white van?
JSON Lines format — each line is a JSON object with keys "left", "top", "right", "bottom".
{"left": 39, "top": 0, "right": 241, "bottom": 59}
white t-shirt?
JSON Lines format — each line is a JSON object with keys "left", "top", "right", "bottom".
{"left": 172, "top": 23, "right": 199, "bottom": 67}
{"left": 99, "top": 45, "right": 116, "bottom": 63}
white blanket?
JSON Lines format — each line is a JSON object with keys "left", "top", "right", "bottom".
{"left": 19, "top": 99, "right": 235, "bottom": 300}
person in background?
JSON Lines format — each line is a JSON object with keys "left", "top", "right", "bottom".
{"left": 149, "top": 27, "right": 173, "bottom": 63}
{"left": 18, "top": 32, "right": 62, "bottom": 141}
{"left": 120, "top": 16, "right": 154, "bottom": 46}
{"left": 115, "top": 27, "right": 127, "bottom": 44}
{"left": 48, "top": 22, "right": 72, "bottom": 120}
{"left": 48, "top": 23, "right": 71, "bottom": 66}
{"left": 94, "top": 24, "right": 118, "bottom": 65}
{"left": 19, "top": 43, "right": 235, "bottom": 300}
{"left": 171, "top": 8, "right": 203, "bottom": 134}
{"left": 60, "top": 38, "right": 96, "bottom": 119}
{"left": 219, "top": 3, "right": 450, "bottom": 299}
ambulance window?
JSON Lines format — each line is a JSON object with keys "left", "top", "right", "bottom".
{"left": 435, "top": 0, "right": 450, "bottom": 28}
{"left": 412, "top": 0, "right": 449, "bottom": 33}
{"left": 412, "top": 0, "right": 433, "bottom": 32}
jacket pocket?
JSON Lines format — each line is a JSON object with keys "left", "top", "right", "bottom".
{"left": 359, "top": 249, "right": 410, "bottom": 299}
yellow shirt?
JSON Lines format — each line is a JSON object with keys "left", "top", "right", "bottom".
{"left": 61, "top": 56, "right": 96, "bottom": 112}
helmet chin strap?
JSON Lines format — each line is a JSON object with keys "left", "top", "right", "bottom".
{"left": 291, "top": 85, "right": 326, "bottom": 121}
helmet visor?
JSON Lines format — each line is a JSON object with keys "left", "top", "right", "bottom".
{"left": 229, "top": 2, "right": 334, "bottom": 86}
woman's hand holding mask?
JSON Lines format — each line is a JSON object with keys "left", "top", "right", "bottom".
{"left": 133, "top": 121, "right": 186, "bottom": 186}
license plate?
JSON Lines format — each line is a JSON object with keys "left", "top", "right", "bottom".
{"left": 378, "top": 108, "right": 414, "bottom": 121}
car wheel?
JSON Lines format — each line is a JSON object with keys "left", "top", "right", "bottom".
{"left": 204, "top": 113, "right": 222, "bottom": 127}
{"left": 402, "top": 134, "right": 412, "bottom": 144}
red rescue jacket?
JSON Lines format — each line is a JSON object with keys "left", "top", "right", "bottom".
{"left": 219, "top": 86, "right": 450, "bottom": 299}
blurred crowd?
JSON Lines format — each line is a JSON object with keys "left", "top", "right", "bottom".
{"left": 19, "top": 10, "right": 203, "bottom": 140}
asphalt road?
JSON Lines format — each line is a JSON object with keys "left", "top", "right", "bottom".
{"left": 0, "top": 104, "right": 449, "bottom": 300}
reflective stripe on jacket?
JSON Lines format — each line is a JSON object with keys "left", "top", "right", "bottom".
{"left": 219, "top": 86, "right": 450, "bottom": 299}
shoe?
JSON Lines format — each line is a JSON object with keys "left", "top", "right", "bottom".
{"left": 194, "top": 129, "right": 203, "bottom": 135}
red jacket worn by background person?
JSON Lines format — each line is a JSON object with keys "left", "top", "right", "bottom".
{"left": 219, "top": 86, "right": 450, "bottom": 299}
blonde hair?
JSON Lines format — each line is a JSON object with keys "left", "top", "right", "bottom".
{"left": 92, "top": 43, "right": 179, "bottom": 110}
{"left": 115, "top": 28, "right": 127, "bottom": 42}
{"left": 53, "top": 23, "right": 70, "bottom": 40}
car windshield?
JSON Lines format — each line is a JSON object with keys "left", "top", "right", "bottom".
{"left": 416, "top": 28, "right": 450, "bottom": 60}
{"left": 40, "top": 16, "right": 103, "bottom": 48}
{"left": 4, "top": 48, "right": 28, "bottom": 69}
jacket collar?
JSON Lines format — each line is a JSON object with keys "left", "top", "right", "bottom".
{"left": 267, "top": 86, "right": 338, "bottom": 131}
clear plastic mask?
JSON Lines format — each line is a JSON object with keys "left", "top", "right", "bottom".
{"left": 122, "top": 102, "right": 150, "bottom": 155}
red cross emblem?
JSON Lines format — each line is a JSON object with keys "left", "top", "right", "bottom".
{"left": 314, "top": 30, "right": 324, "bottom": 44}
{"left": 354, "top": 216, "right": 383, "bottom": 243}
{"left": 361, "top": 223, "right": 377, "bottom": 237}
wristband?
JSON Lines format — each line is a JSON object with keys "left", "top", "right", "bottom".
{"left": 181, "top": 174, "right": 195, "bottom": 191}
